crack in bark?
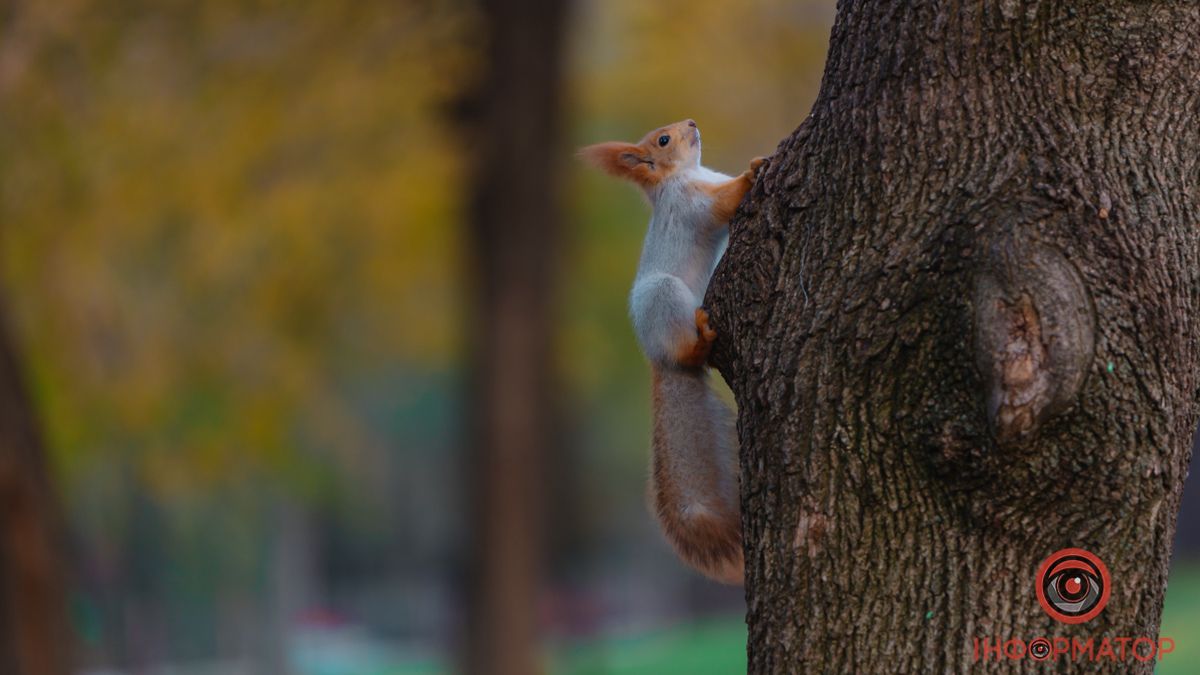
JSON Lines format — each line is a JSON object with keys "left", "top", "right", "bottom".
{"left": 995, "top": 296, "right": 1049, "bottom": 439}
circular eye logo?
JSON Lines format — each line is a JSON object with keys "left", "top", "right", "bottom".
{"left": 1028, "top": 637, "right": 1052, "bottom": 661}
{"left": 1036, "top": 548, "right": 1110, "bottom": 624}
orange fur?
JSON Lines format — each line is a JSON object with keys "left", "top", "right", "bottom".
{"left": 702, "top": 157, "right": 766, "bottom": 222}
{"left": 701, "top": 174, "right": 752, "bottom": 223}
{"left": 578, "top": 120, "right": 701, "bottom": 189}
{"left": 578, "top": 141, "right": 659, "bottom": 186}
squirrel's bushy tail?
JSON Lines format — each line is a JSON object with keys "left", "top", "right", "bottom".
{"left": 650, "top": 367, "right": 742, "bottom": 584}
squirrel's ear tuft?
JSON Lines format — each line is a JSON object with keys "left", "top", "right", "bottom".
{"left": 578, "top": 142, "right": 653, "bottom": 185}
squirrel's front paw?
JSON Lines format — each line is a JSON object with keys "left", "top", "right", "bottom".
{"left": 749, "top": 156, "right": 767, "bottom": 180}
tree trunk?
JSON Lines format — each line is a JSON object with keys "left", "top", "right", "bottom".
{"left": 462, "top": 1, "right": 568, "bottom": 674}
{"left": 0, "top": 12, "right": 73, "bottom": 671}
{"left": 0, "top": 305, "right": 70, "bottom": 675}
{"left": 706, "top": 2, "right": 1200, "bottom": 672}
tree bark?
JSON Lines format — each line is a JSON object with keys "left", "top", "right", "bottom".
{"left": 0, "top": 304, "right": 70, "bottom": 675}
{"left": 706, "top": 2, "right": 1200, "bottom": 672}
{"left": 462, "top": 1, "right": 568, "bottom": 674}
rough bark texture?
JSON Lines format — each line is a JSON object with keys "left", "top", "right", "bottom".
{"left": 0, "top": 305, "right": 70, "bottom": 675}
{"left": 462, "top": 1, "right": 567, "bottom": 674}
{"left": 706, "top": 2, "right": 1200, "bottom": 672}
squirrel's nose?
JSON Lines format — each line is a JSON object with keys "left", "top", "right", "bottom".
{"left": 686, "top": 119, "right": 696, "bottom": 127}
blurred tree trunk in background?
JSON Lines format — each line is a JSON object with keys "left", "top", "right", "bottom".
{"left": 0, "top": 306, "right": 70, "bottom": 675}
{"left": 462, "top": 0, "right": 567, "bottom": 674}
{"left": 707, "top": 2, "right": 1200, "bottom": 673}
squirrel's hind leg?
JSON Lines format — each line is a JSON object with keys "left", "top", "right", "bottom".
{"left": 631, "top": 274, "right": 707, "bottom": 367}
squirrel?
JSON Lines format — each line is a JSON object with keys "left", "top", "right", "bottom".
{"left": 580, "top": 119, "right": 763, "bottom": 584}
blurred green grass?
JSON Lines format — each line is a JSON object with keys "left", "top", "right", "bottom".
{"left": 377, "top": 619, "right": 746, "bottom": 675}
{"left": 1159, "top": 562, "right": 1200, "bottom": 674}
{"left": 552, "top": 618, "right": 747, "bottom": 675}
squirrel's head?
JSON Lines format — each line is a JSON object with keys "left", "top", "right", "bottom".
{"left": 579, "top": 119, "right": 702, "bottom": 189}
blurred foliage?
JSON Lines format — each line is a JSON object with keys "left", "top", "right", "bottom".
{"left": 1, "top": 1, "right": 483, "bottom": 660}
{"left": 571, "top": 0, "right": 831, "bottom": 162}
{"left": 0, "top": 0, "right": 474, "bottom": 506}
{"left": 0, "top": 0, "right": 834, "bottom": 553}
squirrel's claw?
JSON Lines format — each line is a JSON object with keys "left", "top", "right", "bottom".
{"left": 749, "top": 156, "right": 767, "bottom": 180}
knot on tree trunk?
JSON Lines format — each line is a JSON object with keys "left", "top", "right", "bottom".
{"left": 974, "top": 237, "right": 1095, "bottom": 442}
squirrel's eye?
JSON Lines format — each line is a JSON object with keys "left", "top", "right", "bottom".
{"left": 658, "top": 135, "right": 670, "bottom": 147}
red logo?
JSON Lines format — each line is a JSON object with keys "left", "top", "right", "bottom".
{"left": 1036, "top": 548, "right": 1110, "bottom": 624}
